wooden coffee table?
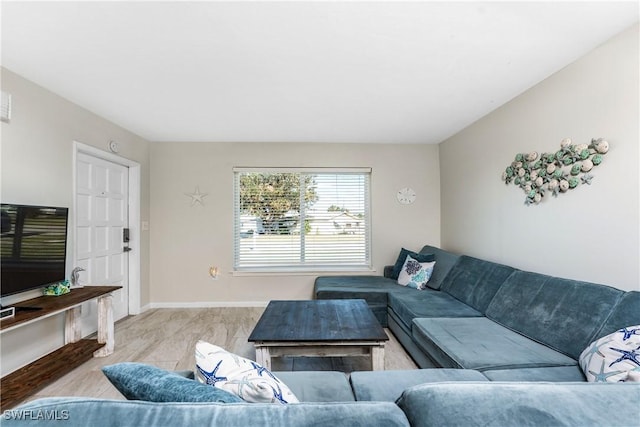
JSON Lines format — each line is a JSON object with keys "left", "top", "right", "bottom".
{"left": 248, "top": 299, "right": 388, "bottom": 370}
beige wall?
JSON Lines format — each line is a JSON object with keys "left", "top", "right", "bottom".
{"left": 150, "top": 142, "right": 440, "bottom": 304}
{"left": 0, "top": 68, "right": 151, "bottom": 375}
{"left": 440, "top": 25, "right": 639, "bottom": 291}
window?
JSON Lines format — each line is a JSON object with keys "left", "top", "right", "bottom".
{"left": 233, "top": 167, "right": 371, "bottom": 272}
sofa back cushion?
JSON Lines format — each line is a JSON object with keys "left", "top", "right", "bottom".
{"left": 350, "top": 369, "right": 487, "bottom": 402}
{"left": 439, "top": 256, "right": 515, "bottom": 314}
{"left": 8, "top": 397, "right": 411, "bottom": 427}
{"left": 417, "top": 245, "right": 460, "bottom": 290}
{"left": 396, "top": 382, "right": 640, "bottom": 427}
{"left": 593, "top": 290, "right": 640, "bottom": 339}
{"left": 486, "top": 271, "right": 623, "bottom": 359}
{"left": 274, "top": 371, "right": 356, "bottom": 402}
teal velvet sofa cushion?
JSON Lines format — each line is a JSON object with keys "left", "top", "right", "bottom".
{"left": 412, "top": 317, "right": 577, "bottom": 370}
{"left": 5, "top": 398, "right": 411, "bottom": 427}
{"left": 387, "top": 291, "right": 482, "bottom": 332}
{"left": 482, "top": 366, "right": 586, "bottom": 382}
{"left": 387, "top": 309, "right": 440, "bottom": 369}
{"left": 485, "top": 271, "right": 624, "bottom": 359}
{"left": 439, "top": 255, "right": 516, "bottom": 313}
{"left": 396, "top": 382, "right": 640, "bottom": 427}
{"left": 593, "top": 290, "right": 640, "bottom": 339}
{"left": 273, "top": 371, "right": 355, "bottom": 402}
{"left": 415, "top": 245, "right": 460, "bottom": 290}
{"left": 350, "top": 368, "right": 487, "bottom": 402}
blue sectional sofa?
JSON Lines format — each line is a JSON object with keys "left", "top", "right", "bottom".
{"left": 6, "top": 368, "right": 640, "bottom": 426}
{"left": 5, "top": 245, "right": 639, "bottom": 426}
{"left": 315, "top": 245, "right": 640, "bottom": 381}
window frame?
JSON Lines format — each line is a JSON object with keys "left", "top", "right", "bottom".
{"left": 233, "top": 167, "right": 372, "bottom": 274}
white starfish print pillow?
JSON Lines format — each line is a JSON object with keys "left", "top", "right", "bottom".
{"left": 195, "top": 340, "right": 299, "bottom": 403}
{"left": 579, "top": 325, "right": 640, "bottom": 382}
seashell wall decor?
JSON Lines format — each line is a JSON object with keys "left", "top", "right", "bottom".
{"left": 501, "top": 138, "right": 609, "bottom": 205}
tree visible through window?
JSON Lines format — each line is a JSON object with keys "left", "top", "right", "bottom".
{"left": 234, "top": 168, "right": 371, "bottom": 271}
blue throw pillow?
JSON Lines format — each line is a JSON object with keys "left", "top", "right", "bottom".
{"left": 102, "top": 363, "right": 243, "bottom": 403}
{"left": 391, "top": 248, "right": 435, "bottom": 280}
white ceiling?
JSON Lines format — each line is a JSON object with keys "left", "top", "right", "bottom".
{"left": 1, "top": 1, "right": 638, "bottom": 144}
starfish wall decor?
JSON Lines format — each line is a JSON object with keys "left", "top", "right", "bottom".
{"left": 185, "top": 186, "right": 208, "bottom": 206}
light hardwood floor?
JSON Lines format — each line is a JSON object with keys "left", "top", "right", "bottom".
{"left": 24, "top": 307, "right": 417, "bottom": 405}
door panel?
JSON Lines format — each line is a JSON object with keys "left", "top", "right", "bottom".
{"left": 75, "top": 153, "right": 129, "bottom": 331}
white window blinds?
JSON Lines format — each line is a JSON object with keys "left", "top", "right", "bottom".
{"left": 234, "top": 168, "right": 371, "bottom": 271}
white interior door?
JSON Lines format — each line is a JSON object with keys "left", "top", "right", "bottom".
{"left": 75, "top": 153, "right": 129, "bottom": 332}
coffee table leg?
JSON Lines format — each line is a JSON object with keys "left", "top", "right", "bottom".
{"left": 255, "top": 346, "right": 272, "bottom": 370}
{"left": 371, "top": 344, "right": 385, "bottom": 370}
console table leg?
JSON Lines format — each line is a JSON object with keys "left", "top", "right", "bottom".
{"left": 64, "top": 306, "right": 82, "bottom": 344}
{"left": 93, "top": 294, "right": 114, "bottom": 357}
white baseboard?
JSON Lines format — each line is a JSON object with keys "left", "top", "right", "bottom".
{"left": 148, "top": 301, "right": 269, "bottom": 309}
{"left": 138, "top": 303, "right": 152, "bottom": 313}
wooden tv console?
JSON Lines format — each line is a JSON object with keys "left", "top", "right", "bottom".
{"left": 0, "top": 286, "right": 121, "bottom": 410}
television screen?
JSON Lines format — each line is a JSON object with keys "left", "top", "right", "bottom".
{"left": 1, "top": 204, "right": 69, "bottom": 297}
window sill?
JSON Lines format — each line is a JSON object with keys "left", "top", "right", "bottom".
{"left": 231, "top": 268, "right": 376, "bottom": 277}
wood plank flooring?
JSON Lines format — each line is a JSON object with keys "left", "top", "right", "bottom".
{"left": 17, "top": 307, "right": 417, "bottom": 407}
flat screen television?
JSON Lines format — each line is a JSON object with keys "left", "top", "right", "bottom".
{"left": 1, "top": 203, "right": 69, "bottom": 297}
